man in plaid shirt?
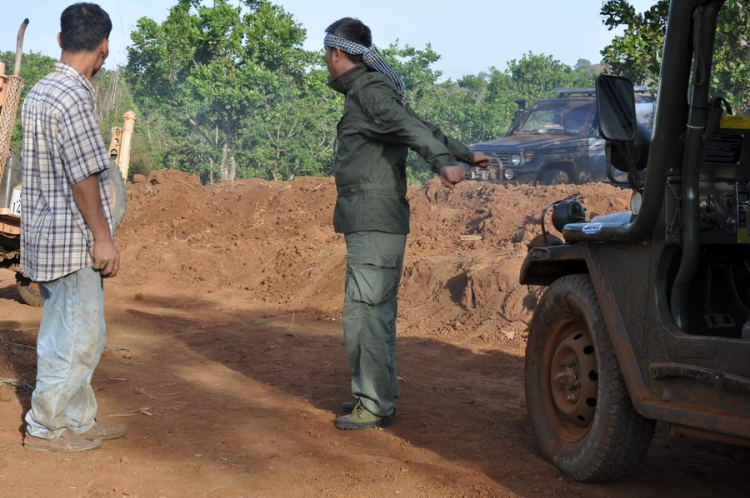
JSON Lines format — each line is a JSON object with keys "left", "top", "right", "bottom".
{"left": 21, "top": 3, "right": 125, "bottom": 453}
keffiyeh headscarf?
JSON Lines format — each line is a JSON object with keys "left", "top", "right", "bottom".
{"left": 325, "top": 32, "right": 408, "bottom": 105}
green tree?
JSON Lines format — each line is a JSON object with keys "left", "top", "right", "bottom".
{"left": 503, "top": 52, "right": 594, "bottom": 100}
{"left": 381, "top": 42, "right": 443, "bottom": 105}
{"left": 600, "top": 0, "right": 669, "bottom": 85}
{"left": 0, "top": 51, "right": 57, "bottom": 100}
{"left": 236, "top": 65, "right": 341, "bottom": 181}
{"left": 126, "top": 0, "right": 310, "bottom": 181}
{"left": 575, "top": 58, "right": 592, "bottom": 70}
{"left": 121, "top": 3, "right": 597, "bottom": 185}
{"left": 601, "top": 0, "right": 750, "bottom": 113}
{"left": 712, "top": 1, "right": 750, "bottom": 113}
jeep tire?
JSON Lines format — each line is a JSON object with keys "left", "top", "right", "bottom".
{"left": 525, "top": 274, "right": 655, "bottom": 482}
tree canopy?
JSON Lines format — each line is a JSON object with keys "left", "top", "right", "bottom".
{"left": 126, "top": 0, "right": 313, "bottom": 181}
{"left": 121, "top": 0, "right": 599, "bottom": 184}
{"left": 9, "top": 1, "right": 748, "bottom": 183}
{"left": 601, "top": 0, "right": 750, "bottom": 114}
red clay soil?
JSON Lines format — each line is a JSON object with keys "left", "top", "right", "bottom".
{"left": 0, "top": 171, "right": 747, "bottom": 497}
{"left": 118, "top": 171, "right": 630, "bottom": 344}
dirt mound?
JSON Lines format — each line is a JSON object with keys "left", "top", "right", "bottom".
{"left": 117, "top": 171, "right": 629, "bottom": 344}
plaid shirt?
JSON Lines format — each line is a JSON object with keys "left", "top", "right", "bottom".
{"left": 20, "top": 62, "right": 113, "bottom": 282}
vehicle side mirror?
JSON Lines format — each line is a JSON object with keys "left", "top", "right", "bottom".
{"left": 605, "top": 146, "right": 630, "bottom": 185}
{"left": 596, "top": 75, "right": 637, "bottom": 142}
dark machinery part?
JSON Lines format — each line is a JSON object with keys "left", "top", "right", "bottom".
{"left": 552, "top": 200, "right": 586, "bottom": 233}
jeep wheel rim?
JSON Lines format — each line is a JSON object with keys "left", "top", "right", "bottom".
{"left": 543, "top": 316, "right": 599, "bottom": 443}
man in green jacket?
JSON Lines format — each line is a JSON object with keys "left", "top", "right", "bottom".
{"left": 324, "top": 18, "right": 490, "bottom": 430}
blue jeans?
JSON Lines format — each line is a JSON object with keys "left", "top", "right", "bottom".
{"left": 25, "top": 267, "right": 106, "bottom": 439}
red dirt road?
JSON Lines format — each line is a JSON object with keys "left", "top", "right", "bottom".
{"left": 0, "top": 270, "right": 748, "bottom": 498}
{"left": 0, "top": 174, "right": 748, "bottom": 497}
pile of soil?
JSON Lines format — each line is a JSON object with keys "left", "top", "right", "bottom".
{"left": 118, "top": 171, "right": 629, "bottom": 345}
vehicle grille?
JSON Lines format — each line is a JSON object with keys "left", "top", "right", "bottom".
{"left": 465, "top": 167, "right": 500, "bottom": 181}
{"left": 494, "top": 152, "right": 511, "bottom": 166}
{"left": 474, "top": 151, "right": 511, "bottom": 166}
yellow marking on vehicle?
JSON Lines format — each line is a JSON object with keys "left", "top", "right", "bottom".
{"left": 720, "top": 116, "right": 750, "bottom": 130}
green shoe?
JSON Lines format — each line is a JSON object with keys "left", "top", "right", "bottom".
{"left": 341, "top": 400, "right": 397, "bottom": 417}
{"left": 334, "top": 401, "right": 392, "bottom": 430}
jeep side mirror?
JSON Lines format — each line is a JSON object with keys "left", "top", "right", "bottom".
{"left": 596, "top": 75, "right": 637, "bottom": 142}
{"left": 605, "top": 146, "right": 630, "bottom": 185}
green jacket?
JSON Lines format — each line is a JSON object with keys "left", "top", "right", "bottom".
{"left": 328, "top": 64, "right": 475, "bottom": 234}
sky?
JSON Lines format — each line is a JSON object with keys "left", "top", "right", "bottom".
{"left": 1, "top": 0, "right": 656, "bottom": 80}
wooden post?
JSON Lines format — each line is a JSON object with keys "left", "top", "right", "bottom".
{"left": 0, "top": 62, "right": 7, "bottom": 107}
{"left": 119, "top": 110, "right": 137, "bottom": 180}
{"left": 13, "top": 20, "right": 29, "bottom": 77}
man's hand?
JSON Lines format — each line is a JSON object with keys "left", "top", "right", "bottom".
{"left": 93, "top": 239, "right": 120, "bottom": 277}
{"left": 439, "top": 165, "right": 466, "bottom": 188}
{"left": 471, "top": 152, "right": 492, "bottom": 168}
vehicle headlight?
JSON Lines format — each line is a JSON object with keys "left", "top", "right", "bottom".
{"left": 511, "top": 154, "right": 521, "bottom": 166}
{"left": 630, "top": 191, "right": 642, "bottom": 215}
{"left": 504, "top": 168, "right": 514, "bottom": 180}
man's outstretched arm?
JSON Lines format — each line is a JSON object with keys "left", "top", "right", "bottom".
{"left": 360, "top": 83, "right": 489, "bottom": 187}
{"left": 411, "top": 110, "right": 490, "bottom": 168}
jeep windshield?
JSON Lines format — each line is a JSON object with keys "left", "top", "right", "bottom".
{"left": 517, "top": 101, "right": 594, "bottom": 135}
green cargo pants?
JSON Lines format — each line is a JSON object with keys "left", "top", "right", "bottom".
{"left": 343, "top": 231, "right": 406, "bottom": 417}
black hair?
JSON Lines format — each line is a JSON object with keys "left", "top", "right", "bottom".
{"left": 60, "top": 3, "right": 112, "bottom": 52}
{"left": 325, "top": 17, "right": 371, "bottom": 63}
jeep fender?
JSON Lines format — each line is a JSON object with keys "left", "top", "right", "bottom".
{"left": 520, "top": 244, "right": 651, "bottom": 421}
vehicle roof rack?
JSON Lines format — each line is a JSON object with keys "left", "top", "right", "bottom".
{"left": 553, "top": 86, "right": 652, "bottom": 98}
{"left": 553, "top": 88, "right": 596, "bottom": 97}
